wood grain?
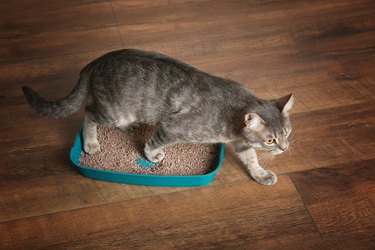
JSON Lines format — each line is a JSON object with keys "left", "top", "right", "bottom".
{"left": 0, "top": 0, "right": 122, "bottom": 62}
{"left": 291, "top": 159, "right": 375, "bottom": 237}
{"left": 0, "top": 50, "right": 115, "bottom": 106}
{"left": 1, "top": 0, "right": 374, "bottom": 249}
{"left": 0, "top": 176, "right": 319, "bottom": 249}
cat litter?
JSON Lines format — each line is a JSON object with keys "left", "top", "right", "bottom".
{"left": 70, "top": 124, "right": 224, "bottom": 186}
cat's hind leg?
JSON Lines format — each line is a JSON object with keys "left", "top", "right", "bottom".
{"left": 118, "top": 122, "right": 139, "bottom": 133}
{"left": 83, "top": 113, "right": 100, "bottom": 155}
{"left": 115, "top": 114, "right": 138, "bottom": 132}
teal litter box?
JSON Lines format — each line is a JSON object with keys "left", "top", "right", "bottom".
{"left": 70, "top": 127, "right": 225, "bottom": 186}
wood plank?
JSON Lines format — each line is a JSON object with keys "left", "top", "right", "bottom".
{"left": 0, "top": 168, "right": 221, "bottom": 223}
{"left": 271, "top": 232, "right": 375, "bottom": 250}
{"left": 113, "top": 0, "right": 375, "bottom": 60}
{"left": 0, "top": 27, "right": 122, "bottom": 62}
{"left": 291, "top": 159, "right": 375, "bottom": 237}
{"left": 112, "top": 0, "right": 375, "bottom": 29}
{"left": 0, "top": 104, "right": 81, "bottom": 155}
{"left": 0, "top": 148, "right": 74, "bottom": 181}
{"left": 0, "top": 1, "right": 115, "bottom": 38}
{"left": 0, "top": 176, "right": 319, "bottom": 249}
{"left": 0, "top": 50, "right": 122, "bottom": 109}
{"left": 0, "top": 1, "right": 121, "bottom": 62}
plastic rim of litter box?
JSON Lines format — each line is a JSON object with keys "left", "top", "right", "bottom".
{"left": 70, "top": 126, "right": 225, "bottom": 186}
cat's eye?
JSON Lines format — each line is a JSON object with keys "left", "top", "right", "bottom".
{"left": 265, "top": 138, "right": 275, "bottom": 145}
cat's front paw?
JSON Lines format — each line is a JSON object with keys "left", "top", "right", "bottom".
{"left": 145, "top": 149, "right": 165, "bottom": 163}
{"left": 84, "top": 141, "right": 101, "bottom": 155}
{"left": 254, "top": 170, "right": 278, "bottom": 186}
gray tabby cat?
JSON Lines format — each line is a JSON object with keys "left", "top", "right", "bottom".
{"left": 22, "top": 49, "right": 294, "bottom": 186}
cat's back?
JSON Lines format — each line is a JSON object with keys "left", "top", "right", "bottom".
{"left": 82, "top": 49, "right": 200, "bottom": 75}
{"left": 82, "top": 49, "right": 254, "bottom": 106}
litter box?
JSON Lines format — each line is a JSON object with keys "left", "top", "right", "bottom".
{"left": 70, "top": 126, "right": 225, "bottom": 186}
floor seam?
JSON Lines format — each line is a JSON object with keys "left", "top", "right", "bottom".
{"left": 109, "top": 0, "right": 125, "bottom": 47}
{"left": 289, "top": 173, "right": 324, "bottom": 239}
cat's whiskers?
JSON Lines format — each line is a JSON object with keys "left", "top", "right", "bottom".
{"left": 258, "top": 155, "right": 269, "bottom": 162}
{"left": 257, "top": 151, "right": 270, "bottom": 160}
{"left": 287, "top": 132, "right": 296, "bottom": 158}
{"left": 288, "top": 131, "right": 298, "bottom": 143}
{"left": 288, "top": 131, "right": 303, "bottom": 149}
{"left": 289, "top": 131, "right": 296, "bottom": 140}
{"left": 257, "top": 151, "right": 273, "bottom": 168}
{"left": 287, "top": 144, "right": 293, "bottom": 157}
{"left": 265, "top": 154, "right": 274, "bottom": 168}
{"left": 290, "top": 137, "right": 303, "bottom": 143}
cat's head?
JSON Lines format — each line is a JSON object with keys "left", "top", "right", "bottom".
{"left": 242, "top": 94, "right": 294, "bottom": 155}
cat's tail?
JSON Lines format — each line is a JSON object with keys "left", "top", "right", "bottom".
{"left": 22, "top": 74, "right": 89, "bottom": 118}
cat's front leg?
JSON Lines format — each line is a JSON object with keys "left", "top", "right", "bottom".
{"left": 144, "top": 128, "right": 171, "bottom": 163}
{"left": 232, "top": 142, "right": 277, "bottom": 185}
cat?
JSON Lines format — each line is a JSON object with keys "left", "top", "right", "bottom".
{"left": 22, "top": 49, "right": 294, "bottom": 186}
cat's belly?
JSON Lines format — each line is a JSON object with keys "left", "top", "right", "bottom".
{"left": 113, "top": 113, "right": 137, "bottom": 127}
{"left": 182, "top": 130, "right": 232, "bottom": 144}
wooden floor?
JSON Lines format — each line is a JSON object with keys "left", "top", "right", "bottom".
{"left": 1, "top": 0, "right": 374, "bottom": 249}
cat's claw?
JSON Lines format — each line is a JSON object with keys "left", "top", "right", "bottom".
{"left": 253, "top": 170, "right": 278, "bottom": 186}
{"left": 84, "top": 141, "right": 101, "bottom": 155}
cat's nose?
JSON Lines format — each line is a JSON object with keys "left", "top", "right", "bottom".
{"left": 280, "top": 145, "right": 288, "bottom": 151}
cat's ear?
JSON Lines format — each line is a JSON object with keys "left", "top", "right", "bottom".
{"left": 276, "top": 93, "right": 294, "bottom": 114}
{"left": 244, "top": 113, "right": 265, "bottom": 130}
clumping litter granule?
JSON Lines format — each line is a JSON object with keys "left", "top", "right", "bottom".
{"left": 79, "top": 125, "right": 219, "bottom": 175}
